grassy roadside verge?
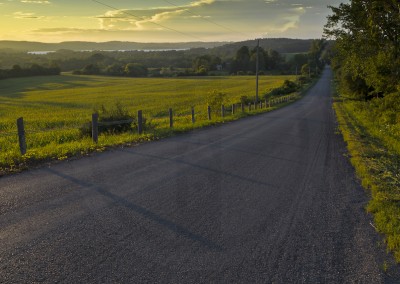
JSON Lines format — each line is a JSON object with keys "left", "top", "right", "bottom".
{"left": 0, "top": 95, "right": 300, "bottom": 176}
{"left": 334, "top": 99, "right": 400, "bottom": 262}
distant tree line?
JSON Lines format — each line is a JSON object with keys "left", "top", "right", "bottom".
{"left": 72, "top": 59, "right": 148, "bottom": 77}
{"left": 0, "top": 63, "right": 60, "bottom": 80}
{"left": 0, "top": 39, "right": 329, "bottom": 79}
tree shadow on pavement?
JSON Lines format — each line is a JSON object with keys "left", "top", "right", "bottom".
{"left": 46, "top": 168, "right": 224, "bottom": 252}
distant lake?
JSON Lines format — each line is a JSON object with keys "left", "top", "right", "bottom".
{"left": 28, "top": 51, "right": 56, "bottom": 55}
{"left": 27, "top": 49, "right": 189, "bottom": 55}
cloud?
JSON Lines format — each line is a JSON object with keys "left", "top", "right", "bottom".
{"left": 12, "top": 0, "right": 342, "bottom": 42}
{"left": 189, "top": 0, "right": 215, "bottom": 7}
{"left": 31, "top": 27, "right": 97, "bottom": 33}
{"left": 21, "top": 0, "right": 50, "bottom": 3}
{"left": 13, "top": 11, "right": 44, "bottom": 19}
{"left": 94, "top": 0, "right": 305, "bottom": 38}
{"left": 95, "top": 0, "right": 217, "bottom": 30}
{"left": 96, "top": 8, "right": 182, "bottom": 31}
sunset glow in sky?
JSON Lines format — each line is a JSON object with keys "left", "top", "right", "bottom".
{"left": 0, "top": 0, "right": 345, "bottom": 42}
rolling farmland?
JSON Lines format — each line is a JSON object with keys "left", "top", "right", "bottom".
{"left": 0, "top": 74, "right": 295, "bottom": 172}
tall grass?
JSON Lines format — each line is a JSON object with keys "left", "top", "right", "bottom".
{"left": 334, "top": 93, "right": 400, "bottom": 262}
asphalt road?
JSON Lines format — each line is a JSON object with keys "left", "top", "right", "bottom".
{"left": 1, "top": 67, "right": 399, "bottom": 283}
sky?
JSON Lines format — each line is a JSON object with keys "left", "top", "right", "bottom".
{"left": 0, "top": 0, "right": 345, "bottom": 43}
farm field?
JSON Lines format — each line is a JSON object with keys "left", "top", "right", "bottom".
{"left": 0, "top": 74, "right": 296, "bottom": 173}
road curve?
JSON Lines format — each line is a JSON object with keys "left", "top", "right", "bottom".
{"left": 0, "top": 67, "right": 398, "bottom": 283}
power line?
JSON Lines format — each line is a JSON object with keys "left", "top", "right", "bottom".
{"left": 161, "top": 0, "right": 250, "bottom": 39}
{"left": 91, "top": 0, "right": 205, "bottom": 41}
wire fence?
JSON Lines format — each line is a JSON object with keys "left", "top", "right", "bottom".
{"left": 1, "top": 93, "right": 299, "bottom": 155}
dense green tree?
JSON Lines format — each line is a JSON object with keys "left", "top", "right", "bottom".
{"left": 301, "top": 64, "right": 310, "bottom": 77}
{"left": 324, "top": 0, "right": 400, "bottom": 99}
{"left": 265, "top": 49, "right": 283, "bottom": 70}
{"left": 231, "top": 46, "right": 250, "bottom": 73}
{"left": 124, "top": 63, "right": 148, "bottom": 77}
{"left": 10, "top": 64, "right": 23, "bottom": 77}
{"left": 308, "top": 39, "right": 327, "bottom": 71}
{"left": 81, "top": 64, "right": 101, "bottom": 75}
{"left": 0, "top": 63, "right": 60, "bottom": 80}
{"left": 250, "top": 46, "right": 266, "bottom": 72}
{"left": 89, "top": 53, "right": 106, "bottom": 62}
{"left": 192, "top": 55, "right": 222, "bottom": 73}
{"left": 288, "top": 54, "right": 308, "bottom": 73}
{"left": 105, "top": 64, "right": 124, "bottom": 76}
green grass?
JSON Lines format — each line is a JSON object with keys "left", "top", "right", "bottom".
{"left": 0, "top": 74, "right": 297, "bottom": 174}
{"left": 334, "top": 96, "right": 400, "bottom": 262}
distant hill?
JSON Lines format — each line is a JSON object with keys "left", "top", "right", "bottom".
{"left": 222, "top": 38, "right": 314, "bottom": 53}
{"left": 0, "top": 38, "right": 314, "bottom": 54}
{"left": 0, "top": 41, "right": 229, "bottom": 52}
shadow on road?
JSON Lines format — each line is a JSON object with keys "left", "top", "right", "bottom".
{"left": 45, "top": 168, "right": 224, "bottom": 252}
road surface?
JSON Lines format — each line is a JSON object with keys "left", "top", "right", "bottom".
{"left": 1, "top": 67, "right": 398, "bottom": 283}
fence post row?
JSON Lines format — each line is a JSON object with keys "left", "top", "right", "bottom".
{"left": 169, "top": 108, "right": 173, "bottom": 128}
{"left": 15, "top": 94, "right": 301, "bottom": 155}
{"left": 92, "top": 113, "right": 99, "bottom": 143}
{"left": 137, "top": 110, "right": 143, "bottom": 134}
{"left": 17, "top": 117, "right": 27, "bottom": 155}
{"left": 191, "top": 107, "right": 195, "bottom": 124}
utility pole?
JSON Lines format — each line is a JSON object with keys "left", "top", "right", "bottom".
{"left": 255, "top": 38, "right": 260, "bottom": 103}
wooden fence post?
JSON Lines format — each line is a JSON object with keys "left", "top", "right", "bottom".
{"left": 260, "top": 101, "right": 263, "bottom": 109}
{"left": 241, "top": 103, "right": 244, "bottom": 112}
{"left": 191, "top": 107, "right": 195, "bottom": 123}
{"left": 17, "top": 117, "right": 27, "bottom": 155}
{"left": 221, "top": 105, "right": 225, "bottom": 118}
{"left": 248, "top": 103, "right": 251, "bottom": 112}
{"left": 208, "top": 106, "right": 211, "bottom": 120}
{"left": 169, "top": 108, "right": 173, "bottom": 128}
{"left": 137, "top": 110, "right": 143, "bottom": 134}
{"left": 92, "top": 113, "right": 98, "bottom": 143}
{"left": 232, "top": 104, "right": 235, "bottom": 115}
